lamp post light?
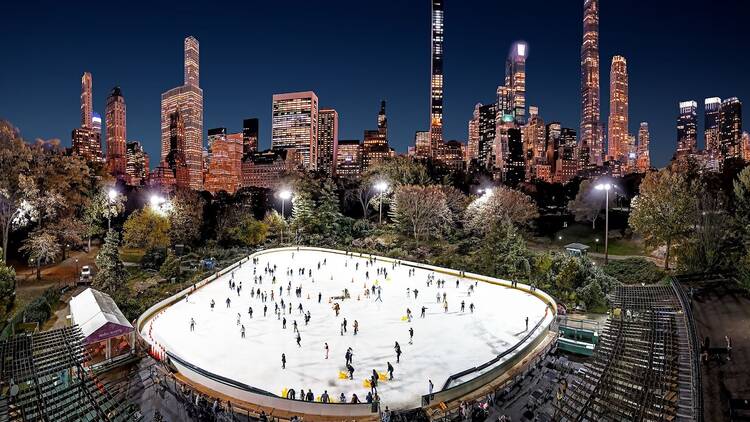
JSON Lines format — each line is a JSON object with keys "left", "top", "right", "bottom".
{"left": 595, "top": 182, "right": 614, "bottom": 265}
{"left": 374, "top": 182, "right": 389, "bottom": 224}
{"left": 107, "top": 188, "right": 118, "bottom": 230}
{"left": 595, "top": 238, "right": 600, "bottom": 253}
{"left": 149, "top": 194, "right": 172, "bottom": 216}
{"left": 278, "top": 189, "right": 292, "bottom": 243}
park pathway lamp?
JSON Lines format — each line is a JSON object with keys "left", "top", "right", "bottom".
{"left": 278, "top": 189, "right": 292, "bottom": 243}
{"left": 107, "top": 188, "right": 119, "bottom": 229}
{"left": 375, "top": 182, "right": 389, "bottom": 224}
{"left": 595, "top": 182, "right": 614, "bottom": 264}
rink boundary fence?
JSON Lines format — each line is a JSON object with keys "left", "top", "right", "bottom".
{"left": 136, "top": 246, "right": 557, "bottom": 417}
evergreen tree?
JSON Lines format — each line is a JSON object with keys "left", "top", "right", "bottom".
{"left": 159, "top": 250, "right": 181, "bottom": 281}
{"left": 93, "top": 229, "right": 127, "bottom": 293}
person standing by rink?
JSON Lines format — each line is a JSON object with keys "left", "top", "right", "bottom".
{"left": 525, "top": 316, "right": 529, "bottom": 331}
{"left": 428, "top": 380, "right": 434, "bottom": 398}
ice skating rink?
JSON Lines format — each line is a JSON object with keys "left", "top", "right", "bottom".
{"left": 145, "top": 248, "right": 553, "bottom": 409}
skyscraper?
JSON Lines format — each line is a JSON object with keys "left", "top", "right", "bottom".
{"left": 607, "top": 55, "right": 628, "bottom": 163}
{"left": 505, "top": 128, "right": 525, "bottom": 187}
{"left": 242, "top": 118, "right": 259, "bottom": 156}
{"left": 105, "top": 87, "right": 127, "bottom": 180}
{"left": 719, "top": 97, "right": 742, "bottom": 163}
{"left": 704, "top": 97, "right": 721, "bottom": 156}
{"left": 362, "top": 101, "right": 389, "bottom": 170}
{"left": 429, "top": 0, "right": 445, "bottom": 156}
{"left": 414, "top": 131, "right": 431, "bottom": 158}
{"left": 80, "top": 72, "right": 93, "bottom": 129}
{"left": 466, "top": 103, "right": 481, "bottom": 164}
{"left": 317, "top": 108, "right": 339, "bottom": 175}
{"left": 522, "top": 106, "right": 546, "bottom": 181}
{"left": 506, "top": 42, "right": 528, "bottom": 125}
{"left": 167, "top": 110, "right": 190, "bottom": 189}
{"left": 676, "top": 100, "right": 698, "bottom": 157}
{"left": 336, "top": 140, "right": 363, "bottom": 178}
{"left": 636, "top": 122, "right": 650, "bottom": 172}
{"left": 161, "top": 36, "right": 204, "bottom": 191}
{"left": 125, "top": 141, "right": 149, "bottom": 186}
{"left": 205, "top": 130, "right": 243, "bottom": 194}
{"left": 478, "top": 103, "right": 497, "bottom": 169}
{"left": 272, "top": 91, "right": 319, "bottom": 170}
{"left": 580, "top": 0, "right": 601, "bottom": 166}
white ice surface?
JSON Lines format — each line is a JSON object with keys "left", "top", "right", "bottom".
{"left": 145, "top": 249, "right": 550, "bottom": 409}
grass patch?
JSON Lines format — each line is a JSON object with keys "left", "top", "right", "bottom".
{"left": 120, "top": 248, "right": 146, "bottom": 264}
{"left": 603, "top": 258, "right": 666, "bottom": 285}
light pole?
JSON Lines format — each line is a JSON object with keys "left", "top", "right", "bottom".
{"left": 107, "top": 188, "right": 118, "bottom": 230}
{"left": 595, "top": 182, "right": 613, "bottom": 265}
{"left": 278, "top": 189, "right": 292, "bottom": 243}
{"left": 375, "top": 182, "right": 389, "bottom": 224}
{"left": 75, "top": 258, "right": 79, "bottom": 284}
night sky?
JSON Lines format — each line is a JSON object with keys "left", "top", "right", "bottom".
{"left": 1, "top": 0, "right": 748, "bottom": 168}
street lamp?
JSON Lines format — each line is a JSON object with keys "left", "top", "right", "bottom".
{"left": 595, "top": 182, "right": 614, "bottom": 264}
{"left": 107, "top": 188, "right": 119, "bottom": 230}
{"left": 278, "top": 189, "right": 292, "bottom": 243}
{"left": 595, "top": 238, "right": 600, "bottom": 253}
{"left": 374, "top": 181, "right": 389, "bottom": 224}
{"left": 149, "top": 194, "right": 172, "bottom": 216}
{"left": 75, "top": 258, "right": 79, "bottom": 282}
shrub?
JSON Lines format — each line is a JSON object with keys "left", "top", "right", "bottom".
{"left": 159, "top": 251, "right": 181, "bottom": 281}
{"left": 603, "top": 258, "right": 665, "bottom": 285}
{"left": 141, "top": 247, "right": 167, "bottom": 270}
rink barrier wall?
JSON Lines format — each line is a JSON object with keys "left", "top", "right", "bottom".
{"left": 136, "top": 246, "right": 557, "bottom": 415}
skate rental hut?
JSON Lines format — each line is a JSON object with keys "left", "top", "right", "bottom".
{"left": 69, "top": 287, "right": 135, "bottom": 368}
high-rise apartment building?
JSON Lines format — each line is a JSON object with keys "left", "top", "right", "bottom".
{"left": 414, "top": 131, "right": 431, "bottom": 158}
{"left": 271, "top": 91, "right": 319, "bottom": 170}
{"left": 81, "top": 72, "right": 93, "bottom": 129}
{"left": 676, "top": 100, "right": 698, "bottom": 157}
{"left": 161, "top": 36, "right": 204, "bottom": 191}
{"left": 429, "top": 0, "right": 445, "bottom": 156}
{"left": 242, "top": 118, "right": 259, "bottom": 156}
{"left": 125, "top": 141, "right": 149, "bottom": 186}
{"left": 742, "top": 132, "right": 750, "bottom": 162}
{"left": 479, "top": 103, "right": 497, "bottom": 169}
{"left": 466, "top": 103, "right": 481, "bottom": 164}
{"left": 336, "top": 140, "right": 363, "bottom": 178}
{"left": 506, "top": 42, "right": 528, "bottom": 125}
{"left": 555, "top": 128, "right": 578, "bottom": 183}
{"left": 505, "top": 128, "right": 525, "bottom": 187}
{"left": 719, "top": 97, "right": 742, "bottom": 164}
{"left": 166, "top": 110, "right": 190, "bottom": 189}
{"left": 105, "top": 87, "right": 127, "bottom": 180}
{"left": 704, "top": 97, "right": 721, "bottom": 156}
{"left": 241, "top": 149, "right": 296, "bottom": 189}
{"left": 636, "top": 122, "right": 650, "bottom": 172}
{"left": 607, "top": 55, "right": 628, "bottom": 162}
{"left": 362, "top": 101, "right": 389, "bottom": 171}
{"left": 317, "top": 109, "right": 339, "bottom": 175}
{"left": 205, "top": 129, "right": 243, "bottom": 194}
{"left": 580, "top": 0, "right": 602, "bottom": 166}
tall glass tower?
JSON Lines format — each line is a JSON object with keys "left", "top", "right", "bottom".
{"left": 429, "top": 0, "right": 444, "bottom": 157}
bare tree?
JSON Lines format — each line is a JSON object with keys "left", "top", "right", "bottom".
{"left": 391, "top": 185, "right": 451, "bottom": 244}
{"left": 20, "top": 231, "right": 60, "bottom": 280}
{"left": 465, "top": 186, "right": 538, "bottom": 233}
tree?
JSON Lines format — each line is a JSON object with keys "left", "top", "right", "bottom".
{"left": 0, "top": 262, "right": 16, "bottom": 318}
{"left": 567, "top": 179, "right": 614, "bottom": 229}
{"left": 471, "top": 220, "right": 531, "bottom": 281}
{"left": 465, "top": 186, "right": 538, "bottom": 234}
{"left": 82, "top": 188, "right": 125, "bottom": 249}
{"left": 629, "top": 169, "right": 697, "bottom": 269}
{"left": 676, "top": 191, "right": 738, "bottom": 273}
{"left": 159, "top": 250, "right": 181, "bottom": 281}
{"left": 20, "top": 231, "right": 60, "bottom": 280}
{"left": 390, "top": 185, "right": 451, "bottom": 244}
{"left": 226, "top": 217, "right": 268, "bottom": 247}
{"left": 0, "top": 122, "right": 34, "bottom": 261}
{"left": 93, "top": 229, "right": 127, "bottom": 293}
{"left": 734, "top": 166, "right": 750, "bottom": 243}
{"left": 367, "top": 157, "right": 433, "bottom": 187}
{"left": 122, "top": 208, "right": 171, "bottom": 250}
{"left": 52, "top": 217, "right": 85, "bottom": 260}
{"left": 263, "top": 210, "right": 286, "bottom": 241}
{"left": 169, "top": 189, "right": 204, "bottom": 246}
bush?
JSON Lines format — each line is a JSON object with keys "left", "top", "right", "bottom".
{"left": 141, "top": 247, "right": 167, "bottom": 270}
{"left": 603, "top": 258, "right": 665, "bottom": 285}
{"left": 159, "top": 251, "right": 181, "bottom": 281}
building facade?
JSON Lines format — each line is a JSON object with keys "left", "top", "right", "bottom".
{"left": 607, "top": 55, "right": 628, "bottom": 163}
{"left": 81, "top": 72, "right": 93, "bottom": 129}
{"left": 271, "top": 91, "right": 319, "bottom": 170}
{"left": 317, "top": 109, "right": 339, "bottom": 176}
{"left": 105, "top": 87, "right": 127, "bottom": 180}
{"left": 466, "top": 103, "right": 481, "bottom": 165}
{"left": 429, "top": 0, "right": 445, "bottom": 156}
{"left": 362, "top": 101, "right": 389, "bottom": 171}
{"left": 704, "top": 97, "right": 721, "bottom": 157}
{"left": 336, "top": 140, "right": 362, "bottom": 178}
{"left": 204, "top": 130, "right": 243, "bottom": 194}
{"left": 241, "top": 149, "right": 295, "bottom": 189}
{"left": 676, "top": 100, "right": 698, "bottom": 157}
{"left": 160, "top": 36, "right": 204, "bottom": 191}
{"left": 636, "top": 122, "right": 650, "bottom": 172}
{"left": 719, "top": 97, "right": 742, "bottom": 164}
{"left": 506, "top": 42, "right": 528, "bottom": 125}
{"left": 242, "top": 118, "right": 259, "bottom": 156}
{"left": 125, "top": 141, "right": 149, "bottom": 186}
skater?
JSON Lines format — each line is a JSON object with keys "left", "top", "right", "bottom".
{"left": 283, "top": 317, "right": 287, "bottom": 329}
{"left": 428, "top": 379, "right": 434, "bottom": 398}
{"left": 387, "top": 361, "right": 394, "bottom": 380}
{"left": 409, "top": 327, "right": 414, "bottom": 344}
{"left": 345, "top": 347, "right": 353, "bottom": 365}
{"left": 394, "top": 342, "right": 402, "bottom": 363}
{"left": 296, "top": 333, "right": 302, "bottom": 347}
{"left": 461, "top": 301, "right": 465, "bottom": 312}
{"left": 318, "top": 292, "right": 322, "bottom": 303}
{"left": 264, "top": 305, "right": 267, "bottom": 317}
{"left": 353, "top": 320, "right": 359, "bottom": 335}
{"left": 343, "top": 318, "right": 348, "bottom": 333}
{"left": 241, "top": 325, "right": 246, "bottom": 338}
{"left": 347, "top": 363, "right": 355, "bottom": 380}
{"left": 376, "top": 289, "right": 382, "bottom": 302}
{"left": 421, "top": 306, "right": 426, "bottom": 318}
{"left": 249, "top": 306, "right": 253, "bottom": 318}
{"left": 325, "top": 342, "right": 329, "bottom": 359}
{"left": 190, "top": 317, "right": 196, "bottom": 331}
{"left": 525, "top": 316, "right": 529, "bottom": 331}
{"left": 226, "top": 297, "right": 231, "bottom": 308}
{"left": 414, "top": 289, "right": 419, "bottom": 299}
{"left": 444, "top": 301, "right": 448, "bottom": 313}
{"left": 210, "top": 299, "right": 215, "bottom": 311}
{"left": 236, "top": 313, "right": 241, "bottom": 325}
{"left": 470, "top": 303, "right": 475, "bottom": 313}
{"left": 436, "top": 292, "right": 440, "bottom": 303}
{"left": 293, "top": 320, "right": 298, "bottom": 333}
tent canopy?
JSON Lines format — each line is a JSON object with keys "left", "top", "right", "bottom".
{"left": 69, "top": 288, "right": 133, "bottom": 344}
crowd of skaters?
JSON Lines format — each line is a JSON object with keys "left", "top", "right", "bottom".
{"left": 181, "top": 249, "right": 534, "bottom": 407}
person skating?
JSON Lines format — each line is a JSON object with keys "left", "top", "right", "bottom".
{"left": 525, "top": 316, "right": 529, "bottom": 331}
{"left": 210, "top": 299, "right": 215, "bottom": 311}
{"left": 241, "top": 325, "right": 245, "bottom": 338}
{"left": 190, "top": 317, "right": 196, "bottom": 332}
{"left": 470, "top": 303, "right": 475, "bottom": 313}
{"left": 461, "top": 301, "right": 465, "bottom": 312}
{"left": 263, "top": 304, "right": 267, "bottom": 317}
{"left": 293, "top": 320, "right": 298, "bottom": 333}
{"left": 354, "top": 320, "right": 359, "bottom": 335}
{"left": 414, "top": 289, "right": 419, "bottom": 299}
{"left": 444, "top": 300, "right": 448, "bottom": 313}
{"left": 318, "top": 292, "right": 322, "bottom": 303}
{"left": 236, "top": 313, "right": 241, "bottom": 325}
{"left": 421, "top": 306, "right": 426, "bottom": 318}
{"left": 226, "top": 297, "right": 231, "bottom": 308}
{"left": 248, "top": 306, "right": 253, "bottom": 318}
{"left": 325, "top": 342, "right": 329, "bottom": 359}
{"left": 296, "top": 333, "right": 301, "bottom": 347}
{"left": 395, "top": 342, "right": 402, "bottom": 363}
{"left": 283, "top": 317, "right": 287, "bottom": 329}
{"left": 409, "top": 327, "right": 414, "bottom": 344}
{"left": 371, "top": 369, "right": 379, "bottom": 392}
{"left": 343, "top": 318, "right": 348, "bottom": 333}
{"left": 281, "top": 353, "right": 286, "bottom": 369}
{"left": 347, "top": 363, "right": 355, "bottom": 380}
{"left": 387, "top": 361, "right": 394, "bottom": 380}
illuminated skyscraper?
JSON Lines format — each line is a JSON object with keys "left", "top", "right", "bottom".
{"left": 318, "top": 108, "right": 339, "bottom": 175}
{"left": 607, "top": 55, "right": 628, "bottom": 162}
{"left": 272, "top": 91, "right": 319, "bottom": 169}
{"left": 429, "top": 0, "right": 445, "bottom": 156}
{"left": 242, "top": 118, "right": 259, "bottom": 155}
{"left": 161, "top": 36, "right": 204, "bottom": 190}
{"left": 580, "top": 0, "right": 602, "bottom": 166}
{"left": 415, "top": 131, "right": 431, "bottom": 158}
{"left": 80, "top": 72, "right": 93, "bottom": 129}
{"left": 505, "top": 128, "right": 525, "bottom": 187}
{"left": 466, "top": 103, "right": 481, "bottom": 164}
{"left": 125, "top": 141, "right": 149, "bottom": 186}
{"left": 362, "top": 101, "right": 389, "bottom": 170}
{"left": 204, "top": 130, "right": 243, "bottom": 194}
{"left": 105, "top": 87, "right": 127, "bottom": 180}
{"left": 506, "top": 42, "right": 528, "bottom": 125}
{"left": 167, "top": 110, "right": 190, "bottom": 189}
{"left": 478, "top": 103, "right": 496, "bottom": 169}
{"left": 336, "top": 140, "right": 362, "bottom": 178}
{"left": 704, "top": 97, "right": 721, "bottom": 156}
{"left": 676, "top": 100, "right": 698, "bottom": 157}
{"left": 742, "top": 132, "right": 750, "bottom": 162}
{"left": 719, "top": 97, "right": 742, "bottom": 164}
{"left": 636, "top": 122, "right": 650, "bottom": 172}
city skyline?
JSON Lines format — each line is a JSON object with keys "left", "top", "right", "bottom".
{"left": 1, "top": 0, "right": 749, "bottom": 169}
